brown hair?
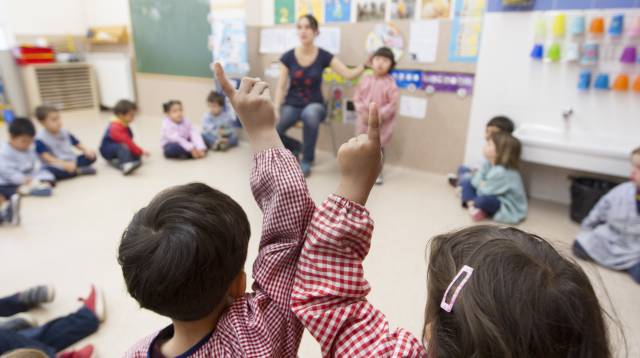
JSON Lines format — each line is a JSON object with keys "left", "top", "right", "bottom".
{"left": 298, "top": 14, "right": 319, "bottom": 32}
{"left": 113, "top": 99, "right": 137, "bottom": 116}
{"left": 491, "top": 132, "right": 521, "bottom": 170}
{"left": 632, "top": 146, "right": 640, "bottom": 156}
{"left": 423, "top": 225, "right": 612, "bottom": 358}
{"left": 34, "top": 105, "right": 58, "bottom": 122}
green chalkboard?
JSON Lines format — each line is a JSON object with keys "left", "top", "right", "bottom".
{"left": 130, "top": 0, "right": 212, "bottom": 77}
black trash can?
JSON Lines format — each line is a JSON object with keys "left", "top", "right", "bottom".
{"left": 569, "top": 177, "right": 619, "bottom": 223}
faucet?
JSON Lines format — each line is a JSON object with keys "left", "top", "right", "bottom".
{"left": 562, "top": 107, "right": 574, "bottom": 132}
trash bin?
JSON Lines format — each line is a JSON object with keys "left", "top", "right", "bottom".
{"left": 570, "top": 177, "right": 619, "bottom": 223}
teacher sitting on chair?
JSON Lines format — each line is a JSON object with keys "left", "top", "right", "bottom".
{"left": 275, "top": 14, "right": 367, "bottom": 177}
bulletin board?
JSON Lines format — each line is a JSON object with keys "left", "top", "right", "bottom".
{"left": 250, "top": 19, "right": 477, "bottom": 174}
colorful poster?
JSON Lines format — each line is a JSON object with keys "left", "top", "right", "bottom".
{"left": 325, "top": 0, "right": 352, "bottom": 22}
{"left": 390, "top": 0, "right": 417, "bottom": 20}
{"left": 421, "top": 0, "right": 451, "bottom": 19}
{"left": 421, "top": 71, "right": 474, "bottom": 96}
{"left": 357, "top": 0, "right": 387, "bottom": 22}
{"left": 275, "top": 0, "right": 295, "bottom": 24}
{"left": 391, "top": 69, "right": 423, "bottom": 90}
{"left": 448, "top": 0, "right": 486, "bottom": 63}
{"left": 210, "top": 9, "right": 249, "bottom": 77}
{"left": 296, "top": 0, "right": 324, "bottom": 23}
{"left": 365, "top": 23, "right": 405, "bottom": 61}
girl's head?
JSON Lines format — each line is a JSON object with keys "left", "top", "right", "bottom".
{"left": 484, "top": 132, "right": 521, "bottom": 169}
{"left": 297, "top": 14, "right": 319, "bottom": 46}
{"left": 163, "top": 100, "right": 183, "bottom": 123}
{"left": 371, "top": 47, "right": 395, "bottom": 76}
{"left": 424, "top": 225, "right": 611, "bottom": 357}
{"left": 631, "top": 146, "right": 640, "bottom": 186}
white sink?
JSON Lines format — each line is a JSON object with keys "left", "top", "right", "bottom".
{"left": 514, "top": 124, "right": 634, "bottom": 178}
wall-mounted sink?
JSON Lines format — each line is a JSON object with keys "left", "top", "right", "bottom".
{"left": 514, "top": 124, "right": 634, "bottom": 178}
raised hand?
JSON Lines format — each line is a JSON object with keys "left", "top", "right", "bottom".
{"left": 214, "top": 63, "right": 282, "bottom": 152}
{"left": 336, "top": 103, "right": 383, "bottom": 205}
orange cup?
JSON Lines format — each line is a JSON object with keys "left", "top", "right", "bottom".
{"left": 590, "top": 17, "right": 605, "bottom": 35}
{"left": 612, "top": 74, "right": 630, "bottom": 91}
{"left": 633, "top": 75, "right": 640, "bottom": 92}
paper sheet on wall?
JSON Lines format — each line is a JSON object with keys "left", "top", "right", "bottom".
{"left": 315, "top": 27, "right": 341, "bottom": 54}
{"left": 210, "top": 9, "right": 249, "bottom": 77}
{"left": 409, "top": 20, "right": 439, "bottom": 63}
{"left": 260, "top": 27, "right": 341, "bottom": 54}
{"left": 399, "top": 95, "right": 428, "bottom": 119}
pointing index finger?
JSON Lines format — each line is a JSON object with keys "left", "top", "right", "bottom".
{"left": 213, "top": 63, "right": 236, "bottom": 100}
{"left": 367, "top": 102, "right": 381, "bottom": 143}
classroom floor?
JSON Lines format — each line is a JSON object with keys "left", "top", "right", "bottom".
{"left": 0, "top": 112, "right": 638, "bottom": 357}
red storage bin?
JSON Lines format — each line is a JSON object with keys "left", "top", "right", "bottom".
{"left": 13, "top": 46, "right": 55, "bottom": 65}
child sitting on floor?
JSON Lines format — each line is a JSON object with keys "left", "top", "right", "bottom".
{"left": 291, "top": 105, "right": 612, "bottom": 357}
{"left": 119, "top": 64, "right": 314, "bottom": 357}
{"left": 161, "top": 100, "right": 208, "bottom": 159}
{"left": 99, "top": 100, "right": 147, "bottom": 175}
{"left": 353, "top": 47, "right": 399, "bottom": 185}
{"left": 34, "top": 105, "right": 97, "bottom": 180}
{"left": 202, "top": 91, "right": 238, "bottom": 151}
{"left": 448, "top": 115, "right": 515, "bottom": 187}
{"left": 573, "top": 146, "right": 640, "bottom": 284}
{"left": 0, "top": 118, "right": 55, "bottom": 202}
{"left": 459, "top": 131, "right": 527, "bottom": 224}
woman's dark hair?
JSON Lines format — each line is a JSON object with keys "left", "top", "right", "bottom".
{"left": 118, "top": 183, "right": 251, "bottom": 321}
{"left": 34, "top": 105, "right": 58, "bottom": 122}
{"left": 298, "top": 14, "right": 319, "bottom": 32}
{"left": 9, "top": 117, "right": 36, "bottom": 138}
{"left": 162, "top": 100, "right": 182, "bottom": 113}
{"left": 113, "top": 99, "right": 137, "bottom": 116}
{"left": 491, "top": 132, "right": 521, "bottom": 170}
{"left": 487, "top": 116, "right": 515, "bottom": 134}
{"left": 207, "top": 91, "right": 225, "bottom": 107}
{"left": 424, "top": 225, "right": 612, "bottom": 358}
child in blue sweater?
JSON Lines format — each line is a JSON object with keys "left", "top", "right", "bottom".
{"left": 202, "top": 91, "right": 238, "bottom": 151}
{"left": 459, "top": 132, "right": 528, "bottom": 224}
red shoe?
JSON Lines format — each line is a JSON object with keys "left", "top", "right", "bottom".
{"left": 469, "top": 207, "right": 487, "bottom": 222}
{"left": 79, "top": 285, "right": 105, "bottom": 323}
{"left": 57, "top": 344, "right": 94, "bottom": 358}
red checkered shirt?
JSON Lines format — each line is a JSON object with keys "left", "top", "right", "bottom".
{"left": 292, "top": 195, "right": 428, "bottom": 358}
{"left": 124, "top": 148, "right": 315, "bottom": 357}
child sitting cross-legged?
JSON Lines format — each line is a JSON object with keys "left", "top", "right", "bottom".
{"left": 291, "top": 103, "right": 613, "bottom": 357}
{"left": 99, "top": 100, "right": 147, "bottom": 175}
{"left": 34, "top": 105, "right": 97, "bottom": 180}
{"left": 202, "top": 91, "right": 239, "bottom": 151}
{"left": 119, "top": 64, "right": 315, "bottom": 357}
{"left": 161, "top": 100, "right": 208, "bottom": 159}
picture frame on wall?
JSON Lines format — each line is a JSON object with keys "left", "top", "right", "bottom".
{"left": 357, "top": 0, "right": 387, "bottom": 22}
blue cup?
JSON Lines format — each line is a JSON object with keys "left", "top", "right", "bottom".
{"left": 609, "top": 14, "right": 624, "bottom": 36}
{"left": 578, "top": 70, "right": 591, "bottom": 90}
{"left": 530, "top": 43, "right": 544, "bottom": 60}
{"left": 594, "top": 73, "right": 610, "bottom": 90}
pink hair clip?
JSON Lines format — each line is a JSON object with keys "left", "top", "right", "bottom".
{"left": 440, "top": 265, "right": 474, "bottom": 313}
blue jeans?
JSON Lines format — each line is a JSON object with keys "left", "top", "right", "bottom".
{"left": 163, "top": 143, "right": 192, "bottom": 159}
{"left": 276, "top": 103, "right": 326, "bottom": 162}
{"left": 45, "top": 155, "right": 97, "bottom": 180}
{"left": 457, "top": 165, "right": 474, "bottom": 182}
{"left": 0, "top": 186, "right": 18, "bottom": 201}
{"left": 100, "top": 143, "right": 139, "bottom": 167}
{"left": 460, "top": 178, "right": 501, "bottom": 216}
{"left": 0, "top": 294, "right": 28, "bottom": 317}
{"left": 0, "top": 307, "right": 98, "bottom": 357}
{"left": 202, "top": 132, "right": 239, "bottom": 149}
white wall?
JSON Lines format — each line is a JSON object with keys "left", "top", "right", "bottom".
{"left": 85, "top": 0, "right": 131, "bottom": 28}
{"left": 1, "top": 0, "right": 88, "bottom": 35}
{"left": 466, "top": 11, "right": 640, "bottom": 202}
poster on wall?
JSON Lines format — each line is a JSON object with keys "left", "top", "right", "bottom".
{"left": 421, "top": 0, "right": 451, "bottom": 19}
{"left": 365, "top": 23, "right": 405, "bottom": 61}
{"left": 409, "top": 20, "right": 439, "bottom": 62}
{"left": 390, "top": 0, "right": 417, "bottom": 20}
{"left": 210, "top": 9, "right": 249, "bottom": 77}
{"left": 325, "top": 0, "right": 352, "bottom": 22}
{"left": 357, "top": 0, "right": 387, "bottom": 22}
{"left": 275, "top": 0, "right": 296, "bottom": 24}
{"left": 296, "top": 0, "right": 324, "bottom": 23}
{"left": 448, "top": 0, "right": 486, "bottom": 63}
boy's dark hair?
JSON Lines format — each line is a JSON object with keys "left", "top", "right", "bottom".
{"left": 118, "top": 183, "right": 251, "bottom": 321}
{"left": 9, "top": 117, "right": 36, "bottom": 138}
{"left": 424, "top": 225, "right": 612, "bottom": 358}
{"left": 373, "top": 47, "right": 396, "bottom": 71}
{"left": 632, "top": 146, "right": 640, "bottom": 156}
{"left": 491, "top": 132, "right": 521, "bottom": 170}
{"left": 486, "top": 116, "right": 515, "bottom": 134}
{"left": 34, "top": 105, "right": 58, "bottom": 122}
{"left": 113, "top": 99, "right": 138, "bottom": 116}
{"left": 298, "top": 14, "right": 319, "bottom": 32}
{"left": 207, "top": 91, "right": 225, "bottom": 107}
{"left": 162, "top": 100, "right": 182, "bottom": 113}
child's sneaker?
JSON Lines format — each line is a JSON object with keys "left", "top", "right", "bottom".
{"left": 57, "top": 344, "right": 95, "bottom": 358}
{"left": 29, "top": 182, "right": 53, "bottom": 197}
{"left": 447, "top": 173, "right": 459, "bottom": 187}
{"left": 77, "top": 166, "right": 97, "bottom": 176}
{"left": 300, "top": 160, "right": 312, "bottom": 177}
{"left": 122, "top": 160, "right": 142, "bottom": 176}
{"left": 0, "top": 312, "right": 38, "bottom": 331}
{"left": 18, "top": 285, "right": 55, "bottom": 308}
{"left": 375, "top": 173, "right": 384, "bottom": 185}
{"left": 469, "top": 207, "right": 487, "bottom": 222}
{"left": 79, "top": 285, "right": 105, "bottom": 322}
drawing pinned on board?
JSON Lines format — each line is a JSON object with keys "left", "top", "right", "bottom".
{"left": 421, "top": 0, "right": 451, "bottom": 19}
{"left": 297, "top": 0, "right": 324, "bottom": 23}
{"left": 608, "top": 14, "right": 624, "bottom": 37}
{"left": 275, "top": 0, "right": 295, "bottom": 24}
{"left": 357, "top": 0, "right": 387, "bottom": 21}
{"left": 399, "top": 95, "right": 427, "bottom": 119}
{"left": 325, "top": 0, "right": 352, "bottom": 23}
{"left": 211, "top": 10, "right": 249, "bottom": 77}
{"left": 389, "top": 0, "right": 417, "bottom": 20}
{"left": 409, "top": 20, "right": 439, "bottom": 63}
{"left": 449, "top": 0, "right": 486, "bottom": 63}
{"left": 366, "top": 23, "right": 405, "bottom": 60}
